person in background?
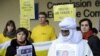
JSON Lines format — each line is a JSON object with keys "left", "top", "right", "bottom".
{"left": 79, "top": 18, "right": 93, "bottom": 40}
{"left": 76, "top": 26, "right": 80, "bottom": 31}
{"left": 6, "top": 28, "right": 36, "bottom": 56}
{"left": 28, "top": 31, "right": 33, "bottom": 43}
{"left": 31, "top": 12, "right": 56, "bottom": 56}
{"left": 0, "top": 20, "right": 16, "bottom": 56}
{"left": 3, "top": 20, "right": 16, "bottom": 38}
{"left": 88, "top": 27, "right": 100, "bottom": 56}
{"left": 45, "top": 19, "right": 49, "bottom": 25}
{"left": 0, "top": 20, "right": 16, "bottom": 43}
{"left": 48, "top": 17, "right": 93, "bottom": 56}
{"left": 92, "top": 28, "right": 98, "bottom": 36}
{"left": 31, "top": 12, "right": 56, "bottom": 42}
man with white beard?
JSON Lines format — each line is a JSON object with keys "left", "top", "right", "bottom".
{"left": 48, "top": 17, "right": 93, "bottom": 56}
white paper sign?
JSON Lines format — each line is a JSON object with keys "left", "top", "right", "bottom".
{"left": 17, "top": 45, "right": 32, "bottom": 56}
{"left": 56, "top": 43, "right": 78, "bottom": 56}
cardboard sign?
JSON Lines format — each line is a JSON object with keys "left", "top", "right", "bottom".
{"left": 53, "top": 4, "right": 76, "bottom": 21}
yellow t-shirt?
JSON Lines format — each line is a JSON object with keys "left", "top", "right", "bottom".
{"left": 31, "top": 25, "right": 56, "bottom": 42}
{"left": 31, "top": 25, "right": 56, "bottom": 56}
{"left": 0, "top": 34, "right": 12, "bottom": 44}
{"left": 0, "top": 33, "right": 15, "bottom": 56}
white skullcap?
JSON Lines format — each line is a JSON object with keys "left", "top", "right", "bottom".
{"left": 59, "top": 17, "right": 77, "bottom": 30}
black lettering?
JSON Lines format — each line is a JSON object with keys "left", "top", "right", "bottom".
{"left": 47, "top": 1, "right": 92, "bottom": 9}
{"left": 90, "top": 11, "right": 100, "bottom": 17}
{"left": 72, "top": 1, "right": 91, "bottom": 8}
{"left": 47, "top": 11, "right": 53, "bottom": 18}
{"left": 81, "top": 1, "right": 87, "bottom": 7}
{"left": 76, "top": 12, "right": 81, "bottom": 17}
{"left": 84, "top": 9, "right": 89, "bottom": 17}
{"left": 95, "top": 0, "right": 100, "bottom": 7}
{"left": 73, "top": 2, "right": 80, "bottom": 8}
{"left": 47, "top": 2, "right": 53, "bottom": 9}
{"left": 90, "top": 11, "right": 95, "bottom": 17}
{"left": 82, "top": 1, "right": 91, "bottom": 7}
{"left": 84, "top": 9, "right": 100, "bottom": 17}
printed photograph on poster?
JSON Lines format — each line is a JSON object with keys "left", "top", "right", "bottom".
{"left": 56, "top": 50, "right": 68, "bottom": 56}
{"left": 17, "top": 45, "right": 32, "bottom": 56}
{"left": 56, "top": 44, "right": 77, "bottom": 56}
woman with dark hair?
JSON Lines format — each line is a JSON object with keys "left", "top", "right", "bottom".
{"left": 0, "top": 20, "right": 16, "bottom": 43}
{"left": 79, "top": 18, "right": 93, "bottom": 40}
{"left": 79, "top": 18, "right": 100, "bottom": 56}
{"left": 0, "top": 20, "right": 16, "bottom": 56}
{"left": 3, "top": 20, "right": 16, "bottom": 38}
{"left": 92, "top": 28, "right": 98, "bottom": 35}
{"left": 6, "top": 28, "right": 36, "bottom": 56}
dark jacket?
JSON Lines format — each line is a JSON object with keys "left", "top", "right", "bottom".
{"left": 88, "top": 35, "right": 100, "bottom": 56}
{"left": 6, "top": 39, "right": 36, "bottom": 56}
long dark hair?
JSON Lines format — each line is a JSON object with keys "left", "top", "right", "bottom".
{"left": 3, "top": 20, "right": 16, "bottom": 37}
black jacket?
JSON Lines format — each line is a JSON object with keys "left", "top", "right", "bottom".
{"left": 88, "top": 35, "right": 100, "bottom": 56}
{"left": 6, "top": 39, "right": 36, "bottom": 56}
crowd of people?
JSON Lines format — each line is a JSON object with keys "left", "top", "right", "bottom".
{"left": 0, "top": 12, "right": 100, "bottom": 56}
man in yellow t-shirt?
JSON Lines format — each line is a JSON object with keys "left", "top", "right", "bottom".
{"left": 31, "top": 12, "right": 56, "bottom": 56}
